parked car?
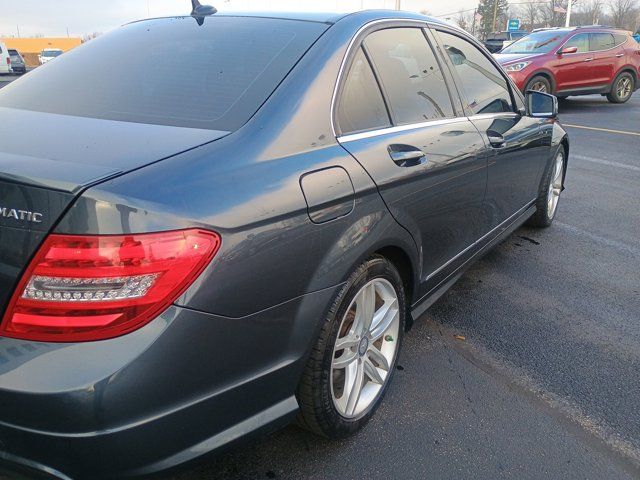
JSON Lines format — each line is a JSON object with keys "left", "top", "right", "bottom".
{"left": 0, "top": 42, "right": 12, "bottom": 74}
{"left": 483, "top": 30, "right": 529, "bottom": 53}
{"left": 0, "top": 7, "right": 568, "bottom": 479}
{"left": 495, "top": 26, "right": 640, "bottom": 103}
{"left": 8, "top": 49, "right": 26, "bottom": 74}
{"left": 38, "top": 48, "right": 63, "bottom": 64}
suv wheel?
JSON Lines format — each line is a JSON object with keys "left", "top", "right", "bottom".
{"left": 525, "top": 75, "right": 552, "bottom": 93}
{"left": 297, "top": 255, "right": 405, "bottom": 438}
{"left": 607, "top": 72, "right": 634, "bottom": 103}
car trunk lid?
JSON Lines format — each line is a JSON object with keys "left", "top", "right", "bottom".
{"left": 0, "top": 106, "right": 229, "bottom": 312}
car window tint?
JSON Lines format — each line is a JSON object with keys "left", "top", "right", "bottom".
{"left": 613, "top": 33, "right": 628, "bottom": 46}
{"left": 0, "top": 17, "right": 327, "bottom": 131}
{"left": 337, "top": 47, "right": 391, "bottom": 134}
{"left": 436, "top": 30, "right": 513, "bottom": 115}
{"left": 590, "top": 33, "right": 615, "bottom": 51}
{"left": 564, "top": 33, "right": 589, "bottom": 53}
{"left": 364, "top": 28, "right": 454, "bottom": 124}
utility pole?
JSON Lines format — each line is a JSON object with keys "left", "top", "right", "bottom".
{"left": 16, "top": 25, "right": 20, "bottom": 38}
{"left": 492, "top": 0, "right": 499, "bottom": 32}
{"left": 395, "top": 0, "right": 401, "bottom": 10}
{"left": 565, "top": 0, "right": 573, "bottom": 27}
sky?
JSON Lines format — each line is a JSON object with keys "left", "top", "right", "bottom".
{"left": 0, "top": 0, "right": 476, "bottom": 38}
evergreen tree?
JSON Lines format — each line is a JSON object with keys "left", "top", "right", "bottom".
{"left": 476, "top": 0, "right": 509, "bottom": 39}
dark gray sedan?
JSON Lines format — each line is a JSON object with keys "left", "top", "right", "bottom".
{"left": 0, "top": 4, "right": 568, "bottom": 478}
{"left": 7, "top": 49, "right": 26, "bottom": 74}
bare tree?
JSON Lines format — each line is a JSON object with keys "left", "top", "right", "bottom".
{"left": 607, "top": 0, "right": 639, "bottom": 28}
{"left": 518, "top": 2, "right": 540, "bottom": 30}
{"left": 577, "top": 0, "right": 605, "bottom": 24}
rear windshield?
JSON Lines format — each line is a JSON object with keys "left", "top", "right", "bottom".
{"left": 0, "top": 16, "right": 327, "bottom": 130}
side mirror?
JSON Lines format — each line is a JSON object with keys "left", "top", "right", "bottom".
{"left": 558, "top": 46, "right": 578, "bottom": 55}
{"left": 526, "top": 90, "right": 558, "bottom": 118}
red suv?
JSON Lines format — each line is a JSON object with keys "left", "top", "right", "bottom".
{"left": 495, "top": 26, "right": 640, "bottom": 103}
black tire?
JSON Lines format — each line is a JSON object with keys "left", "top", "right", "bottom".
{"left": 527, "top": 146, "right": 566, "bottom": 228}
{"left": 296, "top": 255, "right": 406, "bottom": 438}
{"left": 607, "top": 72, "right": 634, "bottom": 103}
{"left": 525, "top": 75, "right": 552, "bottom": 94}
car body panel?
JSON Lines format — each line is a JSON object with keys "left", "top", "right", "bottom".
{"left": 0, "top": 10, "right": 568, "bottom": 478}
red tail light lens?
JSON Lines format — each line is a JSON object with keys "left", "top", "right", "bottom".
{"left": 1, "top": 229, "right": 221, "bottom": 342}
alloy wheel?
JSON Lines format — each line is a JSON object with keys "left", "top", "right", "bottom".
{"left": 617, "top": 77, "right": 632, "bottom": 100}
{"left": 330, "top": 278, "right": 400, "bottom": 419}
{"left": 530, "top": 81, "right": 548, "bottom": 93}
{"left": 547, "top": 151, "right": 564, "bottom": 218}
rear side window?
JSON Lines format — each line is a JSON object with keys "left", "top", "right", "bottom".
{"left": 0, "top": 17, "right": 327, "bottom": 131}
{"left": 590, "top": 33, "right": 615, "bottom": 51}
{"left": 364, "top": 28, "right": 454, "bottom": 124}
{"left": 613, "top": 33, "right": 628, "bottom": 46}
{"left": 564, "top": 33, "right": 589, "bottom": 53}
{"left": 336, "top": 48, "right": 391, "bottom": 135}
{"left": 436, "top": 30, "right": 513, "bottom": 115}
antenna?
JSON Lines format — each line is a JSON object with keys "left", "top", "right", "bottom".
{"left": 191, "top": 0, "right": 217, "bottom": 16}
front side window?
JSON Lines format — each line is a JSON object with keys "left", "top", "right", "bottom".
{"left": 437, "top": 31, "right": 513, "bottom": 115}
{"left": 564, "top": 33, "right": 589, "bottom": 53}
{"left": 336, "top": 47, "right": 391, "bottom": 135}
{"left": 364, "top": 28, "right": 454, "bottom": 124}
{"left": 590, "top": 33, "right": 615, "bottom": 51}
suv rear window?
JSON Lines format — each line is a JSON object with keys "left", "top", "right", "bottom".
{"left": 0, "top": 17, "right": 327, "bottom": 131}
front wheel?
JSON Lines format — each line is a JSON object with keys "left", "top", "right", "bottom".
{"left": 297, "top": 256, "right": 405, "bottom": 438}
{"left": 525, "top": 75, "right": 552, "bottom": 94}
{"left": 528, "top": 147, "right": 565, "bottom": 228}
{"left": 607, "top": 72, "right": 634, "bottom": 103}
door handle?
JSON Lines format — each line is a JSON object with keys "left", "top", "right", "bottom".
{"left": 487, "top": 132, "right": 505, "bottom": 148}
{"left": 584, "top": 57, "right": 593, "bottom": 62}
{"left": 387, "top": 144, "right": 426, "bottom": 167}
{"left": 615, "top": 53, "right": 624, "bottom": 58}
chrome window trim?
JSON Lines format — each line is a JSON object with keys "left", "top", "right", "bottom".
{"left": 337, "top": 117, "right": 467, "bottom": 143}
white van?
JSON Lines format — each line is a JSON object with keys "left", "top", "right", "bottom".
{"left": 0, "top": 42, "right": 12, "bottom": 74}
{"left": 38, "top": 48, "right": 63, "bottom": 65}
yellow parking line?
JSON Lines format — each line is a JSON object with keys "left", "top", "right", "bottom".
{"left": 563, "top": 124, "right": 640, "bottom": 137}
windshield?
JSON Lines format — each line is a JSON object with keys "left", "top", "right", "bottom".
{"left": 501, "top": 30, "right": 567, "bottom": 54}
{"left": 0, "top": 17, "right": 327, "bottom": 130}
{"left": 42, "top": 50, "right": 63, "bottom": 57}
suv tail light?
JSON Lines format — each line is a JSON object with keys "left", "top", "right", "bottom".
{"left": 1, "top": 229, "right": 221, "bottom": 342}
{"left": 6, "top": 57, "right": 10, "bottom": 65}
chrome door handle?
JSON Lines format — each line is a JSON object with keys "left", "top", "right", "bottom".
{"left": 616, "top": 53, "right": 624, "bottom": 57}
{"left": 584, "top": 57, "right": 593, "bottom": 62}
{"left": 387, "top": 144, "right": 426, "bottom": 167}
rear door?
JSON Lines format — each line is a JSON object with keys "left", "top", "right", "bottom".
{"left": 433, "top": 28, "right": 548, "bottom": 229}
{"left": 336, "top": 26, "right": 487, "bottom": 293}
{"left": 553, "top": 33, "right": 595, "bottom": 91}
{"left": 590, "top": 32, "right": 623, "bottom": 85}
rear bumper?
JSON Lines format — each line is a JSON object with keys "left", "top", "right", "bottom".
{"left": 0, "top": 285, "right": 338, "bottom": 478}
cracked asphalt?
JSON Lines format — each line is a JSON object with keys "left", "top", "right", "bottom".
{"left": 0, "top": 70, "right": 638, "bottom": 479}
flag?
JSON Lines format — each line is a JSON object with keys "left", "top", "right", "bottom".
{"left": 554, "top": 5, "right": 567, "bottom": 13}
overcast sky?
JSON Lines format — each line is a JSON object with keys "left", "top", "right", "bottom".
{"left": 0, "top": 0, "right": 476, "bottom": 37}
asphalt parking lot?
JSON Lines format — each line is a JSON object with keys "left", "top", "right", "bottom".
{"left": 0, "top": 73, "right": 638, "bottom": 479}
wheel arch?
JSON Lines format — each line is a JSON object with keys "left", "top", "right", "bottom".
{"left": 613, "top": 66, "right": 638, "bottom": 87}
{"left": 373, "top": 245, "right": 416, "bottom": 330}
{"left": 524, "top": 69, "right": 557, "bottom": 93}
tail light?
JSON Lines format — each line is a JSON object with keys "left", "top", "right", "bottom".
{"left": 6, "top": 58, "right": 9, "bottom": 65}
{"left": 1, "top": 229, "right": 221, "bottom": 342}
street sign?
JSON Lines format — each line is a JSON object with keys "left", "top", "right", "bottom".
{"left": 507, "top": 19, "right": 521, "bottom": 31}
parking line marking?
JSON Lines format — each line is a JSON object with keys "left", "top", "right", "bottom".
{"left": 563, "top": 124, "right": 640, "bottom": 137}
{"left": 573, "top": 154, "right": 640, "bottom": 172}
{"left": 555, "top": 222, "right": 640, "bottom": 257}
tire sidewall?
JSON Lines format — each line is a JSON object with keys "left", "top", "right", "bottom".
{"left": 318, "top": 257, "right": 406, "bottom": 437}
{"left": 526, "top": 75, "right": 552, "bottom": 94}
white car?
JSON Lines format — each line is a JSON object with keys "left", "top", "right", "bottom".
{"left": 0, "top": 42, "right": 12, "bottom": 74}
{"left": 38, "top": 48, "right": 63, "bottom": 65}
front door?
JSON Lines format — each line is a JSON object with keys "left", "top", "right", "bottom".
{"left": 433, "top": 28, "right": 548, "bottom": 229}
{"left": 553, "top": 33, "right": 597, "bottom": 91}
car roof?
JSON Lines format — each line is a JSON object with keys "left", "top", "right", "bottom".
{"left": 131, "top": 9, "right": 448, "bottom": 27}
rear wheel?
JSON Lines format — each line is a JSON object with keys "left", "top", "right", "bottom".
{"left": 297, "top": 256, "right": 405, "bottom": 438}
{"left": 528, "top": 147, "right": 565, "bottom": 228}
{"left": 525, "top": 75, "right": 551, "bottom": 93}
{"left": 607, "top": 72, "right": 634, "bottom": 103}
